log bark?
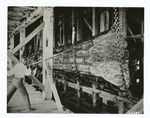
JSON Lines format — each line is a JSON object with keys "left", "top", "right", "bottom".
{"left": 53, "top": 29, "right": 130, "bottom": 88}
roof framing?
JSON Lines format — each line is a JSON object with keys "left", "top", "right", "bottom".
{"left": 8, "top": 6, "right": 43, "bottom": 38}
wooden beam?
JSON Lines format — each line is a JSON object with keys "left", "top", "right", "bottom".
{"left": 105, "top": 10, "right": 109, "bottom": 31}
{"left": 16, "top": 6, "right": 37, "bottom": 10}
{"left": 9, "top": 7, "right": 43, "bottom": 37}
{"left": 19, "top": 28, "right": 25, "bottom": 61}
{"left": 24, "top": 15, "right": 42, "bottom": 28}
{"left": 12, "top": 23, "right": 44, "bottom": 54}
{"left": 83, "top": 17, "right": 92, "bottom": 31}
{"left": 7, "top": 50, "right": 45, "bottom": 91}
{"left": 66, "top": 82, "right": 136, "bottom": 104}
{"left": 45, "top": 62, "right": 64, "bottom": 112}
{"left": 92, "top": 81, "right": 98, "bottom": 108}
{"left": 92, "top": 8, "right": 99, "bottom": 36}
{"left": 62, "top": 15, "right": 66, "bottom": 45}
{"left": 126, "top": 99, "right": 143, "bottom": 114}
{"left": 9, "top": 35, "right": 14, "bottom": 51}
{"left": 127, "top": 25, "right": 137, "bottom": 43}
{"left": 126, "top": 34, "right": 143, "bottom": 39}
{"left": 42, "top": 7, "right": 54, "bottom": 100}
{"left": 100, "top": 11, "right": 105, "bottom": 33}
{"left": 141, "top": 21, "right": 144, "bottom": 42}
{"left": 76, "top": 79, "right": 82, "bottom": 111}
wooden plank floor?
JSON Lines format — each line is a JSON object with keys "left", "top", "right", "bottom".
{"left": 7, "top": 78, "right": 72, "bottom": 113}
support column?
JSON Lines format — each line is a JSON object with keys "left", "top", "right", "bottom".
{"left": 92, "top": 81, "right": 98, "bottom": 109}
{"left": 8, "top": 35, "right": 14, "bottom": 69}
{"left": 20, "top": 28, "right": 26, "bottom": 83}
{"left": 19, "top": 28, "right": 26, "bottom": 61}
{"left": 105, "top": 10, "right": 109, "bottom": 31}
{"left": 9, "top": 35, "right": 14, "bottom": 51}
{"left": 140, "top": 20, "right": 144, "bottom": 95}
{"left": 100, "top": 11, "right": 105, "bottom": 33}
{"left": 43, "top": 7, "right": 54, "bottom": 100}
{"left": 77, "top": 78, "right": 82, "bottom": 112}
{"left": 62, "top": 16, "right": 66, "bottom": 45}
{"left": 92, "top": 8, "right": 99, "bottom": 36}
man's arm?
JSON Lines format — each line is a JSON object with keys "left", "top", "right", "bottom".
{"left": 25, "top": 67, "right": 31, "bottom": 76}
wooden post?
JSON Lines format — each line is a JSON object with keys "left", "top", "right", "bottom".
{"left": 19, "top": 27, "right": 26, "bottom": 61}
{"left": 62, "top": 15, "right": 66, "bottom": 45}
{"left": 140, "top": 20, "right": 144, "bottom": 93}
{"left": 77, "top": 78, "right": 82, "bottom": 111}
{"left": 92, "top": 81, "right": 98, "bottom": 108}
{"left": 42, "top": 7, "right": 54, "bottom": 100}
{"left": 63, "top": 76, "right": 67, "bottom": 93}
{"left": 92, "top": 8, "right": 99, "bottom": 36}
{"left": 8, "top": 35, "right": 14, "bottom": 69}
{"left": 45, "top": 62, "right": 63, "bottom": 112}
{"left": 100, "top": 11, "right": 105, "bottom": 33}
{"left": 20, "top": 28, "right": 26, "bottom": 83}
{"left": 12, "top": 23, "right": 44, "bottom": 54}
{"left": 141, "top": 21, "right": 144, "bottom": 42}
{"left": 105, "top": 10, "right": 109, "bottom": 31}
{"left": 9, "top": 35, "right": 14, "bottom": 51}
{"left": 77, "top": 10, "right": 83, "bottom": 41}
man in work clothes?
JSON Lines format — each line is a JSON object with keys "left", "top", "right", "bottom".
{"left": 7, "top": 58, "right": 35, "bottom": 112}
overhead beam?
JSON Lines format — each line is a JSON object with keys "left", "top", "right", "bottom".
{"left": 12, "top": 22, "right": 44, "bottom": 54}
{"left": 9, "top": 7, "right": 43, "bottom": 37}
{"left": 16, "top": 6, "right": 37, "bottom": 10}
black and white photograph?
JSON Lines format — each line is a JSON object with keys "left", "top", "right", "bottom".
{"left": 5, "top": 4, "right": 145, "bottom": 115}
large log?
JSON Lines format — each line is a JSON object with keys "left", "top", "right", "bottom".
{"left": 53, "top": 29, "right": 130, "bottom": 88}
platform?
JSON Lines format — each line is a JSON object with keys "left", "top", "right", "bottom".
{"left": 7, "top": 78, "right": 72, "bottom": 113}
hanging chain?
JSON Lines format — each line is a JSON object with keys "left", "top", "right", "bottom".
{"left": 72, "top": 8, "right": 75, "bottom": 44}
{"left": 71, "top": 7, "right": 78, "bottom": 71}
{"left": 114, "top": 7, "right": 126, "bottom": 90}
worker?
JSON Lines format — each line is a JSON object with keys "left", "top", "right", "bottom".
{"left": 7, "top": 58, "right": 35, "bottom": 112}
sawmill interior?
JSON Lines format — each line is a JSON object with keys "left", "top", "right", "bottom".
{"left": 7, "top": 6, "right": 144, "bottom": 113}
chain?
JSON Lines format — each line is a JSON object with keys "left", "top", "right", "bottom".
{"left": 72, "top": 8, "right": 75, "bottom": 45}
{"left": 71, "top": 7, "right": 78, "bottom": 71}
{"left": 114, "top": 7, "right": 126, "bottom": 90}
